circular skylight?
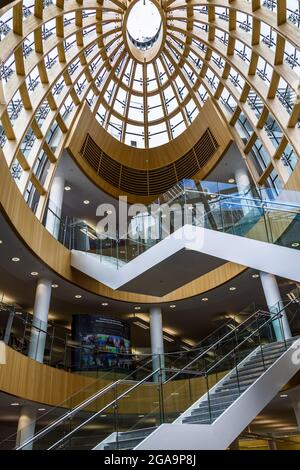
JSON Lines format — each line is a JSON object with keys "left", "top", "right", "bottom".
{"left": 127, "top": 0, "right": 161, "bottom": 44}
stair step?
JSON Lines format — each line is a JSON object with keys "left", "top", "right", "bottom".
{"left": 193, "top": 405, "right": 231, "bottom": 416}
{"left": 197, "top": 399, "right": 235, "bottom": 412}
{"left": 116, "top": 427, "right": 156, "bottom": 441}
{"left": 102, "top": 427, "right": 156, "bottom": 450}
{"left": 104, "top": 439, "right": 143, "bottom": 451}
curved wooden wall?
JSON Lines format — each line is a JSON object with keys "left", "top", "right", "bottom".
{"left": 66, "top": 98, "right": 232, "bottom": 203}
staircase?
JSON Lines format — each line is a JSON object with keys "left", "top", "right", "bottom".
{"left": 94, "top": 338, "right": 298, "bottom": 450}
{"left": 12, "top": 300, "right": 300, "bottom": 451}
{"left": 136, "top": 337, "right": 300, "bottom": 450}
{"left": 181, "top": 340, "right": 295, "bottom": 426}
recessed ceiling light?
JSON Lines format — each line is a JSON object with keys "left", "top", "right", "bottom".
{"left": 202, "top": 298, "right": 208, "bottom": 302}
{"left": 229, "top": 287, "right": 236, "bottom": 291}
{"left": 138, "top": 414, "right": 145, "bottom": 418}
{"left": 134, "top": 306, "right": 141, "bottom": 310}
{"left": 75, "top": 295, "right": 82, "bottom": 299}
{"left": 83, "top": 200, "right": 90, "bottom": 205}
{"left": 106, "top": 210, "right": 113, "bottom": 215}
{"left": 30, "top": 272, "right": 39, "bottom": 276}
{"left": 101, "top": 302, "right": 109, "bottom": 306}
{"left": 12, "top": 257, "right": 20, "bottom": 262}
{"left": 10, "top": 403, "right": 20, "bottom": 406}
{"left": 0, "top": 240, "right": 2, "bottom": 244}
{"left": 280, "top": 394, "right": 288, "bottom": 398}
{"left": 228, "top": 178, "right": 235, "bottom": 184}
{"left": 38, "top": 408, "right": 46, "bottom": 412}
{"left": 170, "top": 304, "right": 176, "bottom": 308}
{"left": 64, "top": 186, "right": 71, "bottom": 191}
{"left": 291, "top": 242, "right": 299, "bottom": 248}
{"left": 252, "top": 274, "right": 259, "bottom": 279}
{"left": 52, "top": 284, "right": 59, "bottom": 288}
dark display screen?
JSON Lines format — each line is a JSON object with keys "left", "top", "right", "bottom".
{"left": 72, "top": 315, "right": 132, "bottom": 371}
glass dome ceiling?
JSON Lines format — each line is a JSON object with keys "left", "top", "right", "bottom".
{"left": 85, "top": 0, "right": 206, "bottom": 148}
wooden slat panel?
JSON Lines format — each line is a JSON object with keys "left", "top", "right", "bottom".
{"left": 80, "top": 128, "right": 219, "bottom": 196}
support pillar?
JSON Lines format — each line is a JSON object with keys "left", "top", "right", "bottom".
{"left": 45, "top": 176, "right": 65, "bottom": 240}
{"left": 149, "top": 307, "right": 165, "bottom": 378}
{"left": 16, "top": 405, "right": 37, "bottom": 450}
{"left": 234, "top": 168, "right": 253, "bottom": 215}
{"left": 260, "top": 272, "right": 292, "bottom": 341}
{"left": 4, "top": 308, "right": 15, "bottom": 344}
{"left": 28, "top": 278, "right": 52, "bottom": 363}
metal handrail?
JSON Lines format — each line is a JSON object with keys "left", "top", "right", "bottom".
{"left": 18, "top": 295, "right": 299, "bottom": 450}
{"left": 163, "top": 308, "right": 274, "bottom": 384}
{"left": 47, "top": 368, "right": 161, "bottom": 450}
{"left": 14, "top": 308, "right": 267, "bottom": 450}
{"left": 48, "top": 301, "right": 297, "bottom": 449}
{"left": 14, "top": 354, "right": 155, "bottom": 450}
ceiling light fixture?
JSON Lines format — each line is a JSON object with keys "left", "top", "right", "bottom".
{"left": 0, "top": 240, "right": 2, "bottom": 244}
{"left": 52, "top": 284, "right": 59, "bottom": 288}
{"left": 163, "top": 335, "right": 175, "bottom": 343}
{"left": 101, "top": 302, "right": 109, "bottom": 306}
{"left": 228, "top": 178, "right": 235, "bottom": 184}
{"left": 170, "top": 304, "right": 176, "bottom": 308}
{"left": 30, "top": 272, "right": 39, "bottom": 276}
{"left": 280, "top": 394, "right": 288, "bottom": 398}
{"left": 133, "top": 321, "right": 149, "bottom": 330}
{"left": 229, "top": 287, "right": 236, "bottom": 291}
{"left": 106, "top": 210, "right": 113, "bottom": 215}
{"left": 291, "top": 242, "right": 299, "bottom": 248}
{"left": 202, "top": 297, "right": 208, "bottom": 302}
{"left": 83, "top": 200, "right": 90, "bottom": 205}
{"left": 64, "top": 186, "right": 71, "bottom": 191}
{"left": 12, "top": 257, "right": 20, "bottom": 262}
{"left": 134, "top": 306, "right": 141, "bottom": 310}
{"left": 252, "top": 274, "right": 259, "bottom": 279}
{"left": 75, "top": 294, "right": 82, "bottom": 299}
{"left": 10, "top": 403, "right": 20, "bottom": 406}
{"left": 38, "top": 408, "right": 46, "bottom": 412}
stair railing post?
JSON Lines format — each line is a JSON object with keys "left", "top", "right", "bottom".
{"left": 158, "top": 356, "right": 165, "bottom": 425}
{"left": 234, "top": 349, "right": 241, "bottom": 395}
{"left": 232, "top": 324, "right": 241, "bottom": 396}
{"left": 204, "top": 358, "right": 212, "bottom": 423}
{"left": 256, "top": 312, "right": 266, "bottom": 371}
{"left": 114, "top": 383, "right": 119, "bottom": 450}
{"left": 278, "top": 303, "right": 287, "bottom": 349}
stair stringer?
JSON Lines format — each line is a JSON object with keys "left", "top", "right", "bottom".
{"left": 135, "top": 339, "right": 300, "bottom": 450}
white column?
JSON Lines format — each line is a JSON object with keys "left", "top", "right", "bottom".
{"left": 45, "top": 176, "right": 65, "bottom": 239}
{"left": 149, "top": 307, "right": 165, "bottom": 376}
{"left": 16, "top": 405, "right": 37, "bottom": 450}
{"left": 260, "top": 272, "right": 292, "bottom": 341}
{"left": 28, "top": 278, "right": 52, "bottom": 363}
{"left": 235, "top": 168, "right": 252, "bottom": 215}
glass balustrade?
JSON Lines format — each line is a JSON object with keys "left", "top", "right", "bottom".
{"left": 46, "top": 181, "right": 300, "bottom": 269}
{"left": 11, "top": 295, "right": 299, "bottom": 451}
